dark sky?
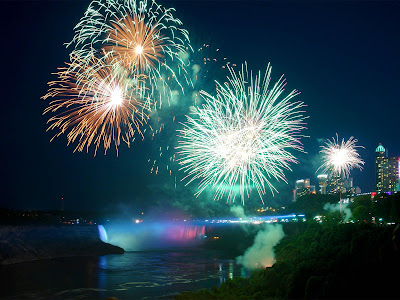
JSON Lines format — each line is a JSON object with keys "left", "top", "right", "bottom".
{"left": 2, "top": 0, "right": 399, "bottom": 214}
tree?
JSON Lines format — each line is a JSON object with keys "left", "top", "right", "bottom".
{"left": 352, "top": 205, "right": 370, "bottom": 222}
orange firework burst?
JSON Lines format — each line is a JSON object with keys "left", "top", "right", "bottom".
{"left": 68, "top": 0, "right": 192, "bottom": 107}
{"left": 103, "top": 14, "right": 165, "bottom": 73}
{"left": 42, "top": 56, "right": 150, "bottom": 155}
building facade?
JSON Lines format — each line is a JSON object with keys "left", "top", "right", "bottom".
{"left": 317, "top": 174, "right": 328, "bottom": 194}
{"left": 326, "top": 173, "right": 345, "bottom": 194}
{"left": 293, "top": 178, "right": 313, "bottom": 202}
{"left": 375, "top": 143, "right": 400, "bottom": 194}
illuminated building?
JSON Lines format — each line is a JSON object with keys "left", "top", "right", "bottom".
{"left": 321, "top": 171, "right": 360, "bottom": 196}
{"left": 344, "top": 177, "right": 353, "bottom": 190}
{"left": 327, "top": 172, "right": 345, "bottom": 194}
{"left": 375, "top": 143, "right": 400, "bottom": 194}
{"left": 375, "top": 144, "right": 386, "bottom": 193}
{"left": 293, "top": 178, "right": 311, "bottom": 201}
{"left": 343, "top": 177, "right": 360, "bottom": 195}
{"left": 304, "top": 178, "right": 310, "bottom": 188}
{"left": 317, "top": 174, "right": 328, "bottom": 194}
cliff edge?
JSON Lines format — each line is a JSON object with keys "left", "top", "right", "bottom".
{"left": 0, "top": 225, "right": 124, "bottom": 265}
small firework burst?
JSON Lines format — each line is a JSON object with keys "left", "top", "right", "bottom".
{"left": 318, "top": 134, "right": 364, "bottom": 178}
{"left": 103, "top": 13, "right": 165, "bottom": 73}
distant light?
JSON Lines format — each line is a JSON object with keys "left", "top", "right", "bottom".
{"left": 110, "top": 87, "right": 123, "bottom": 106}
{"left": 135, "top": 45, "right": 144, "bottom": 55}
{"left": 332, "top": 149, "right": 348, "bottom": 167}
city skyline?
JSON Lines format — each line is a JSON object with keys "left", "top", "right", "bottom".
{"left": 375, "top": 143, "right": 400, "bottom": 194}
{"left": 294, "top": 141, "right": 399, "bottom": 199}
{"left": 2, "top": 0, "right": 400, "bottom": 213}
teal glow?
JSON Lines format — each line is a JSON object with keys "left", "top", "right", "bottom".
{"left": 375, "top": 144, "right": 385, "bottom": 153}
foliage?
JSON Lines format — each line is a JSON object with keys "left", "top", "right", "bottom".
{"left": 351, "top": 192, "right": 400, "bottom": 223}
{"left": 176, "top": 220, "right": 400, "bottom": 299}
{"left": 285, "top": 194, "right": 339, "bottom": 219}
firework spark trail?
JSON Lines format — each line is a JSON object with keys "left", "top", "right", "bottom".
{"left": 177, "top": 63, "right": 307, "bottom": 204}
{"left": 42, "top": 55, "right": 150, "bottom": 155}
{"left": 146, "top": 43, "right": 235, "bottom": 179}
{"left": 318, "top": 134, "right": 364, "bottom": 178}
{"left": 67, "top": 0, "right": 193, "bottom": 107}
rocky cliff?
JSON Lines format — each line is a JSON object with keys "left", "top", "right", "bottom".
{"left": 0, "top": 225, "right": 124, "bottom": 265}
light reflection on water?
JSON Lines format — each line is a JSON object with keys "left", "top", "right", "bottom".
{"left": 0, "top": 249, "right": 248, "bottom": 300}
{"left": 104, "top": 222, "right": 206, "bottom": 251}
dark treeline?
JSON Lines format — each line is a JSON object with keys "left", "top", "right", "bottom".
{"left": 0, "top": 208, "right": 102, "bottom": 225}
{"left": 285, "top": 194, "right": 338, "bottom": 219}
{"left": 178, "top": 222, "right": 400, "bottom": 299}
{"left": 176, "top": 193, "right": 400, "bottom": 299}
{"left": 350, "top": 193, "right": 400, "bottom": 223}
{"left": 286, "top": 192, "right": 400, "bottom": 223}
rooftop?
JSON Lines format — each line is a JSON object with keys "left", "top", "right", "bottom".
{"left": 376, "top": 143, "right": 385, "bottom": 153}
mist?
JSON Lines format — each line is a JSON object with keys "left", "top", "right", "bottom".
{"left": 323, "top": 202, "right": 352, "bottom": 222}
{"left": 236, "top": 223, "right": 285, "bottom": 270}
{"left": 103, "top": 221, "right": 205, "bottom": 251}
{"left": 230, "top": 205, "right": 246, "bottom": 219}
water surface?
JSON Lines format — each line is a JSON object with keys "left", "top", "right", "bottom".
{"left": 1, "top": 248, "right": 247, "bottom": 299}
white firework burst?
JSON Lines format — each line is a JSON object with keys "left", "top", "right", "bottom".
{"left": 318, "top": 135, "right": 364, "bottom": 178}
{"left": 177, "top": 63, "right": 307, "bottom": 204}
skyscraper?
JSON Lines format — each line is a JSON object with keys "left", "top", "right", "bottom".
{"left": 375, "top": 144, "right": 386, "bottom": 193}
{"left": 293, "top": 178, "right": 311, "bottom": 201}
{"left": 327, "top": 172, "right": 345, "bottom": 194}
{"left": 375, "top": 143, "right": 399, "bottom": 194}
{"left": 317, "top": 174, "right": 328, "bottom": 194}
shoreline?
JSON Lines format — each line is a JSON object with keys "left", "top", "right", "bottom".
{"left": 0, "top": 242, "right": 125, "bottom": 266}
{"left": 0, "top": 225, "right": 124, "bottom": 265}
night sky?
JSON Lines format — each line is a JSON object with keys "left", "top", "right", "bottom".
{"left": 2, "top": 0, "right": 399, "bottom": 215}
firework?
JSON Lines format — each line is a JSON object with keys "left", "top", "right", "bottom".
{"left": 318, "top": 135, "right": 364, "bottom": 178}
{"left": 145, "top": 43, "right": 233, "bottom": 180}
{"left": 103, "top": 13, "right": 164, "bottom": 73}
{"left": 42, "top": 55, "right": 150, "bottom": 155}
{"left": 67, "top": 0, "right": 192, "bottom": 106}
{"left": 177, "top": 64, "right": 307, "bottom": 204}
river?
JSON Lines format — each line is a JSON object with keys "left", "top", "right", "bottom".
{"left": 0, "top": 248, "right": 248, "bottom": 299}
